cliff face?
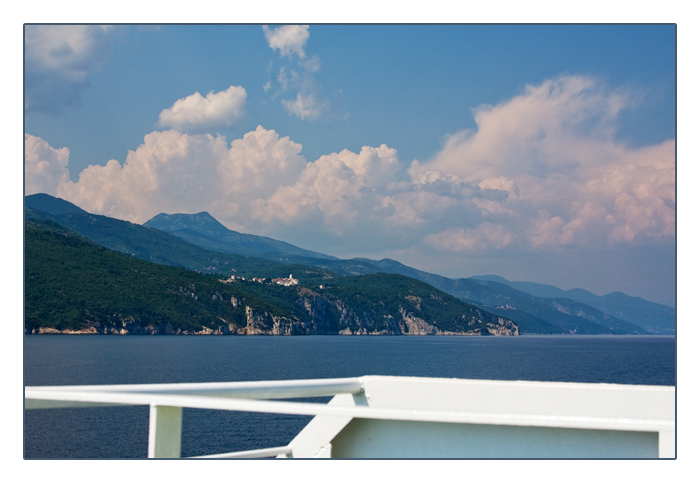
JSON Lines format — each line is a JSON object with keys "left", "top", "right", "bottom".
{"left": 486, "top": 317, "right": 520, "bottom": 336}
{"left": 230, "top": 275, "right": 518, "bottom": 336}
{"left": 28, "top": 292, "right": 518, "bottom": 336}
{"left": 244, "top": 305, "right": 314, "bottom": 335}
{"left": 288, "top": 292, "right": 518, "bottom": 336}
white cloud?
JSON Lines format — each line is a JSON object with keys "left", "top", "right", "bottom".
{"left": 24, "top": 134, "right": 71, "bottom": 195}
{"left": 157, "top": 86, "right": 247, "bottom": 132}
{"left": 410, "top": 75, "right": 675, "bottom": 250}
{"left": 214, "top": 126, "right": 307, "bottom": 220}
{"left": 410, "top": 76, "right": 627, "bottom": 182}
{"left": 259, "top": 145, "right": 403, "bottom": 233}
{"left": 24, "top": 25, "right": 117, "bottom": 114}
{"left": 24, "top": 75, "right": 675, "bottom": 259}
{"left": 262, "top": 25, "right": 336, "bottom": 121}
{"left": 281, "top": 93, "right": 326, "bottom": 120}
{"left": 262, "top": 25, "right": 309, "bottom": 58}
{"left": 27, "top": 127, "right": 305, "bottom": 225}
{"left": 52, "top": 130, "right": 227, "bottom": 220}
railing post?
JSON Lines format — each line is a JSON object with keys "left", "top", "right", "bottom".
{"left": 658, "top": 430, "right": 675, "bottom": 458}
{"left": 148, "top": 405, "right": 183, "bottom": 458}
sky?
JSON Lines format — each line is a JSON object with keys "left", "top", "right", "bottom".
{"left": 23, "top": 23, "right": 677, "bottom": 307}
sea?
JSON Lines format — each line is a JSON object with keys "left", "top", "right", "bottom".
{"left": 23, "top": 334, "right": 676, "bottom": 459}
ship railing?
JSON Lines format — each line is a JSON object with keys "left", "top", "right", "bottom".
{"left": 24, "top": 375, "right": 676, "bottom": 459}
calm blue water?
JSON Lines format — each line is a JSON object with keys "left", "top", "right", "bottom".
{"left": 24, "top": 335, "right": 676, "bottom": 459}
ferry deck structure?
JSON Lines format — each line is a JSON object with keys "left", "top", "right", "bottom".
{"left": 24, "top": 375, "right": 675, "bottom": 458}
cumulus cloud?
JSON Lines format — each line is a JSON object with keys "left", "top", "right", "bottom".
{"left": 157, "top": 86, "right": 247, "bottom": 132}
{"left": 24, "top": 75, "right": 675, "bottom": 259}
{"left": 24, "top": 25, "right": 117, "bottom": 114}
{"left": 258, "top": 144, "right": 403, "bottom": 233}
{"left": 410, "top": 75, "right": 675, "bottom": 249}
{"left": 24, "top": 134, "right": 71, "bottom": 195}
{"left": 263, "top": 25, "right": 309, "bottom": 58}
{"left": 411, "top": 76, "right": 627, "bottom": 182}
{"left": 26, "top": 127, "right": 305, "bottom": 225}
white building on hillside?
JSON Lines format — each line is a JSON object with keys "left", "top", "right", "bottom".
{"left": 273, "top": 274, "right": 299, "bottom": 286}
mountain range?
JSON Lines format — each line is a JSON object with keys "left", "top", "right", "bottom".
{"left": 25, "top": 217, "right": 517, "bottom": 336}
{"left": 25, "top": 193, "right": 675, "bottom": 335}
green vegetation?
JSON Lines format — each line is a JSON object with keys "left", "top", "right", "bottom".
{"left": 24, "top": 220, "right": 301, "bottom": 333}
{"left": 24, "top": 197, "right": 517, "bottom": 336}
{"left": 25, "top": 220, "right": 514, "bottom": 335}
{"left": 322, "top": 273, "right": 505, "bottom": 333}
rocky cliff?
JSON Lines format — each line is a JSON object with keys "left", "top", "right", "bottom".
{"left": 27, "top": 291, "right": 518, "bottom": 336}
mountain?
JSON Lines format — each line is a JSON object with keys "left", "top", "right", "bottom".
{"left": 24, "top": 219, "right": 516, "bottom": 336}
{"left": 144, "top": 212, "right": 338, "bottom": 262}
{"left": 144, "top": 211, "right": 662, "bottom": 334}
{"left": 25, "top": 194, "right": 667, "bottom": 335}
{"left": 472, "top": 275, "right": 675, "bottom": 335}
{"left": 142, "top": 210, "right": 662, "bottom": 334}
{"left": 25, "top": 195, "right": 285, "bottom": 276}
{"left": 455, "top": 278, "right": 648, "bottom": 335}
{"left": 22, "top": 192, "right": 87, "bottom": 216}
{"left": 264, "top": 258, "right": 650, "bottom": 334}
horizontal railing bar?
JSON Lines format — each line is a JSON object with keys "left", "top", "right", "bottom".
{"left": 190, "top": 445, "right": 293, "bottom": 459}
{"left": 25, "top": 377, "right": 363, "bottom": 401}
{"left": 24, "top": 399, "right": 129, "bottom": 410}
{"left": 23, "top": 389, "right": 675, "bottom": 433}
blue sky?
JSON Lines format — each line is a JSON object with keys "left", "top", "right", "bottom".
{"left": 23, "top": 24, "right": 677, "bottom": 306}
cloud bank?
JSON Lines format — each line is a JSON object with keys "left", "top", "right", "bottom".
{"left": 26, "top": 75, "right": 675, "bottom": 259}
{"left": 410, "top": 76, "right": 675, "bottom": 250}
{"left": 24, "top": 25, "right": 117, "bottom": 114}
{"left": 157, "top": 85, "right": 247, "bottom": 132}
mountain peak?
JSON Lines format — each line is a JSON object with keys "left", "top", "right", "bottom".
{"left": 144, "top": 211, "right": 339, "bottom": 261}
{"left": 145, "top": 212, "right": 235, "bottom": 237}
{"left": 25, "top": 193, "right": 87, "bottom": 216}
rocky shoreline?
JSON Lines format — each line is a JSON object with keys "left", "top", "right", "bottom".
{"left": 26, "top": 301, "right": 519, "bottom": 336}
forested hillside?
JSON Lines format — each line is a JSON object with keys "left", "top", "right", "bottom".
{"left": 25, "top": 220, "right": 516, "bottom": 336}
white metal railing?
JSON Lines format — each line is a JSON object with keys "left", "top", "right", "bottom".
{"left": 25, "top": 377, "right": 364, "bottom": 458}
{"left": 24, "top": 376, "right": 676, "bottom": 459}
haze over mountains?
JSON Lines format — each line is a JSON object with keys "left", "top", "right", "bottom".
{"left": 25, "top": 193, "right": 675, "bottom": 335}
{"left": 145, "top": 211, "right": 338, "bottom": 262}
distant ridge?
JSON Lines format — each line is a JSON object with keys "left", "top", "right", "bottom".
{"left": 24, "top": 194, "right": 673, "bottom": 335}
{"left": 144, "top": 212, "right": 339, "bottom": 262}
{"left": 140, "top": 207, "right": 664, "bottom": 334}
{"left": 471, "top": 275, "right": 675, "bottom": 335}
{"left": 24, "top": 193, "right": 286, "bottom": 275}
